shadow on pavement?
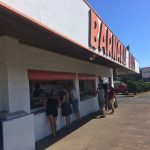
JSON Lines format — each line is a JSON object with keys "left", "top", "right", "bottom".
{"left": 117, "top": 93, "right": 135, "bottom": 98}
{"left": 36, "top": 111, "right": 100, "bottom": 150}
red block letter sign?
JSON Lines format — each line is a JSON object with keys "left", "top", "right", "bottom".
{"left": 113, "top": 36, "right": 117, "bottom": 60}
{"left": 107, "top": 29, "right": 113, "bottom": 57}
{"left": 99, "top": 22, "right": 107, "bottom": 54}
{"left": 90, "top": 10, "right": 100, "bottom": 49}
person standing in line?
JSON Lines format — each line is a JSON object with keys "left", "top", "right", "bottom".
{"left": 33, "top": 83, "right": 45, "bottom": 97}
{"left": 97, "top": 83, "right": 106, "bottom": 118}
{"left": 69, "top": 84, "right": 80, "bottom": 122}
{"left": 60, "top": 85, "right": 72, "bottom": 127}
{"left": 99, "top": 79, "right": 108, "bottom": 111}
{"left": 45, "top": 91, "right": 60, "bottom": 137}
{"left": 108, "top": 86, "right": 116, "bottom": 114}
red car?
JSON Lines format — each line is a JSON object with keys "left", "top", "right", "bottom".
{"left": 114, "top": 82, "right": 128, "bottom": 94}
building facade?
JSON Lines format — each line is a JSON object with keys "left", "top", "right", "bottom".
{"left": 0, "top": 0, "right": 139, "bottom": 149}
{"left": 142, "top": 67, "right": 150, "bottom": 82}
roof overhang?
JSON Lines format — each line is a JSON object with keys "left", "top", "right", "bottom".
{"left": 0, "top": 3, "right": 137, "bottom": 73}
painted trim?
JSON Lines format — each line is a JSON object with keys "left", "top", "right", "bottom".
{"left": 78, "top": 74, "right": 96, "bottom": 80}
{"left": 28, "top": 70, "right": 76, "bottom": 81}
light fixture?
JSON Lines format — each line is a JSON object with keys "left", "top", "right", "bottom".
{"left": 90, "top": 54, "right": 96, "bottom": 60}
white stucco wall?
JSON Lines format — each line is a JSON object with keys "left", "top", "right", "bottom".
{"left": 0, "top": 37, "right": 30, "bottom": 113}
{"left": 0, "top": 62, "right": 9, "bottom": 111}
{"left": 2, "top": 114, "right": 35, "bottom": 150}
{"left": 0, "top": 36, "right": 112, "bottom": 140}
{"left": 20, "top": 39, "right": 111, "bottom": 141}
{"left": 0, "top": 36, "right": 112, "bottom": 108}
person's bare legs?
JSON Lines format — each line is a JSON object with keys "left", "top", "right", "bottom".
{"left": 100, "top": 104, "right": 106, "bottom": 118}
{"left": 66, "top": 115, "right": 71, "bottom": 127}
{"left": 109, "top": 99, "right": 115, "bottom": 114}
{"left": 49, "top": 115, "right": 56, "bottom": 136}
{"left": 54, "top": 117, "right": 57, "bottom": 135}
{"left": 76, "top": 112, "right": 80, "bottom": 121}
{"left": 111, "top": 104, "right": 115, "bottom": 114}
{"left": 102, "top": 105, "right": 106, "bottom": 117}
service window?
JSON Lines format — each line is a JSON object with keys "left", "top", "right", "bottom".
{"left": 79, "top": 80, "right": 95, "bottom": 101}
{"left": 29, "top": 80, "right": 73, "bottom": 111}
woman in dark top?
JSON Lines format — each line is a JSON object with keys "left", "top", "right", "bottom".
{"left": 59, "top": 85, "right": 72, "bottom": 127}
{"left": 46, "top": 91, "right": 59, "bottom": 137}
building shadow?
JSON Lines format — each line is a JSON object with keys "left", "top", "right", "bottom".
{"left": 36, "top": 111, "right": 100, "bottom": 150}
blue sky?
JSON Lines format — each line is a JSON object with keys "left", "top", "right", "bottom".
{"left": 87, "top": 0, "right": 150, "bottom": 68}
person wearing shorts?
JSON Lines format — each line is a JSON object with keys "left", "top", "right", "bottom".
{"left": 60, "top": 85, "right": 72, "bottom": 127}
{"left": 97, "top": 83, "right": 106, "bottom": 118}
{"left": 69, "top": 84, "right": 80, "bottom": 121}
{"left": 46, "top": 91, "right": 59, "bottom": 137}
{"left": 108, "top": 86, "right": 116, "bottom": 114}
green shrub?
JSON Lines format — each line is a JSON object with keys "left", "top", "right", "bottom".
{"left": 127, "top": 81, "right": 137, "bottom": 94}
{"left": 127, "top": 81, "right": 150, "bottom": 94}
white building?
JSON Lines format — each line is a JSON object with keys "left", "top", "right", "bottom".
{"left": 0, "top": 0, "right": 139, "bottom": 150}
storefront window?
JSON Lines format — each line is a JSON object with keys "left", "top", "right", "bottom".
{"left": 79, "top": 80, "right": 95, "bottom": 101}
{"left": 29, "top": 80, "right": 73, "bottom": 111}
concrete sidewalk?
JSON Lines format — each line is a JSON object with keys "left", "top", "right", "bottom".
{"left": 36, "top": 93, "right": 150, "bottom": 150}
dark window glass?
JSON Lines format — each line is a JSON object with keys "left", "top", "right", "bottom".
{"left": 29, "top": 80, "right": 73, "bottom": 110}
{"left": 79, "top": 80, "right": 95, "bottom": 101}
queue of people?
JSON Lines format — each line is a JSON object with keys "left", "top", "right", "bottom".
{"left": 96, "top": 80, "right": 118, "bottom": 118}
{"left": 34, "top": 80, "right": 117, "bottom": 137}
{"left": 43, "top": 83, "right": 80, "bottom": 137}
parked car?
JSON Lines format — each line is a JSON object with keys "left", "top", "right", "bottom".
{"left": 114, "top": 81, "right": 128, "bottom": 95}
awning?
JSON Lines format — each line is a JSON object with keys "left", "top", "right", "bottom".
{"left": 28, "top": 70, "right": 76, "bottom": 81}
{"left": 0, "top": 2, "right": 135, "bottom": 72}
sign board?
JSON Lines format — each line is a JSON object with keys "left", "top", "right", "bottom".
{"left": 89, "top": 9, "right": 135, "bottom": 70}
{"left": 142, "top": 67, "right": 150, "bottom": 78}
